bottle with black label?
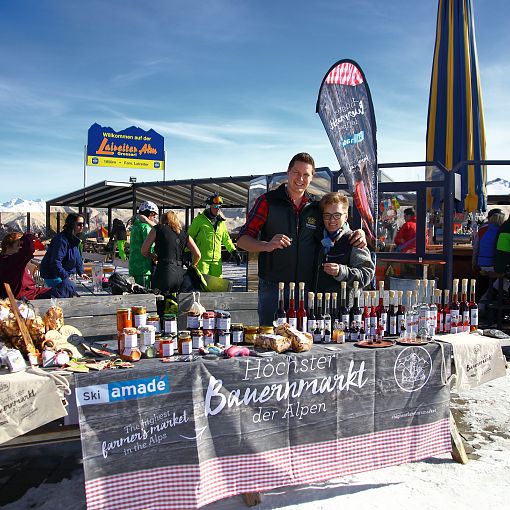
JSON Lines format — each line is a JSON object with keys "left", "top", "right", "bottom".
{"left": 339, "top": 281, "right": 350, "bottom": 326}
{"left": 349, "top": 281, "right": 362, "bottom": 331}
{"left": 315, "top": 292, "right": 325, "bottom": 341}
{"left": 297, "top": 282, "right": 307, "bottom": 332}
{"left": 388, "top": 290, "right": 397, "bottom": 336}
{"left": 469, "top": 279, "right": 478, "bottom": 331}
{"left": 323, "top": 293, "right": 332, "bottom": 343}
{"left": 287, "top": 282, "right": 297, "bottom": 328}
{"left": 307, "top": 292, "right": 316, "bottom": 334}
{"left": 275, "top": 282, "right": 287, "bottom": 325}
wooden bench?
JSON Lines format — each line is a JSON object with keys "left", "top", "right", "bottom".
{"left": 33, "top": 294, "right": 158, "bottom": 339}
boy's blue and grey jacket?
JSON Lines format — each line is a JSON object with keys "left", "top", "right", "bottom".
{"left": 314, "top": 221, "right": 375, "bottom": 304}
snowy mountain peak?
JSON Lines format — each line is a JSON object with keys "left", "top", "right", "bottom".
{"left": 486, "top": 178, "right": 510, "bottom": 195}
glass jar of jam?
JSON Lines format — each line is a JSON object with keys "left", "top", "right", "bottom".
{"left": 202, "top": 311, "right": 216, "bottom": 330}
{"left": 191, "top": 329, "right": 204, "bottom": 349}
{"left": 231, "top": 323, "right": 244, "bottom": 344}
{"left": 178, "top": 330, "right": 192, "bottom": 355}
{"left": 159, "top": 335, "right": 174, "bottom": 357}
{"left": 139, "top": 325, "right": 156, "bottom": 346}
{"left": 187, "top": 311, "right": 202, "bottom": 329}
{"left": 163, "top": 314, "right": 177, "bottom": 335}
{"left": 116, "top": 308, "right": 132, "bottom": 333}
{"left": 203, "top": 329, "right": 215, "bottom": 346}
{"left": 244, "top": 326, "right": 259, "bottom": 345}
{"left": 259, "top": 326, "right": 274, "bottom": 335}
{"left": 132, "top": 306, "right": 147, "bottom": 328}
{"left": 215, "top": 310, "right": 231, "bottom": 331}
{"left": 147, "top": 315, "right": 161, "bottom": 333}
{"left": 217, "top": 330, "right": 231, "bottom": 347}
{"left": 122, "top": 327, "right": 139, "bottom": 348}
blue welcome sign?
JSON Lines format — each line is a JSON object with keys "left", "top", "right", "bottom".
{"left": 87, "top": 123, "right": 165, "bottom": 170}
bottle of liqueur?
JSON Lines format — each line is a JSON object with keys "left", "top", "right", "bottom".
{"left": 350, "top": 320, "right": 360, "bottom": 342}
{"left": 287, "top": 282, "right": 297, "bottom": 328}
{"left": 450, "top": 313, "right": 459, "bottom": 334}
{"left": 344, "top": 320, "right": 351, "bottom": 342}
{"left": 405, "top": 290, "right": 414, "bottom": 334}
{"left": 382, "top": 290, "right": 390, "bottom": 336}
{"left": 443, "top": 289, "right": 451, "bottom": 333}
{"left": 331, "top": 292, "right": 338, "bottom": 327}
{"left": 428, "top": 287, "right": 438, "bottom": 337}
{"left": 315, "top": 293, "right": 325, "bottom": 342}
{"left": 388, "top": 290, "right": 397, "bottom": 336}
{"left": 376, "top": 281, "right": 385, "bottom": 317}
{"left": 428, "top": 280, "right": 437, "bottom": 336}
{"left": 459, "top": 278, "right": 469, "bottom": 329}
{"left": 450, "top": 279, "right": 460, "bottom": 329}
{"left": 396, "top": 290, "right": 406, "bottom": 330}
{"left": 414, "top": 279, "right": 422, "bottom": 307}
{"left": 408, "top": 291, "right": 417, "bottom": 336}
{"left": 339, "top": 281, "right": 350, "bottom": 326}
{"left": 436, "top": 288, "right": 443, "bottom": 333}
{"left": 469, "top": 279, "right": 478, "bottom": 332}
{"left": 297, "top": 282, "right": 308, "bottom": 333}
{"left": 275, "top": 282, "right": 287, "bottom": 325}
{"left": 307, "top": 292, "right": 316, "bottom": 334}
{"left": 417, "top": 280, "right": 428, "bottom": 331}
{"left": 359, "top": 323, "right": 366, "bottom": 341}
{"left": 370, "top": 291, "right": 378, "bottom": 341}
{"left": 399, "top": 318, "right": 407, "bottom": 339}
{"left": 323, "top": 293, "right": 332, "bottom": 343}
{"left": 362, "top": 291, "right": 371, "bottom": 332}
{"left": 349, "top": 282, "right": 362, "bottom": 333}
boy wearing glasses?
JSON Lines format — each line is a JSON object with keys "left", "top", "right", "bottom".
{"left": 316, "top": 192, "right": 374, "bottom": 298}
{"left": 188, "top": 193, "right": 241, "bottom": 277}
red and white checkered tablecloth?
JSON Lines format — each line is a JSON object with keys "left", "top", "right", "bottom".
{"left": 85, "top": 418, "right": 451, "bottom": 509}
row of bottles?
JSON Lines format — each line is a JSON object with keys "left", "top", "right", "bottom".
{"left": 274, "top": 277, "right": 478, "bottom": 342}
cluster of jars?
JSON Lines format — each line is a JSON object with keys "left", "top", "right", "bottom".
{"left": 116, "top": 306, "right": 179, "bottom": 360}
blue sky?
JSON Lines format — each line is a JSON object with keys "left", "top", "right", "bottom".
{"left": 0, "top": 0, "right": 508, "bottom": 203}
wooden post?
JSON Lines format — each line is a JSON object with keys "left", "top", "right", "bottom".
{"left": 3, "top": 283, "right": 36, "bottom": 355}
{"left": 450, "top": 411, "right": 469, "bottom": 464}
{"left": 242, "top": 493, "right": 262, "bottom": 507}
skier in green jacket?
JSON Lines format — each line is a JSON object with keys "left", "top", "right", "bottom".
{"left": 128, "top": 201, "right": 158, "bottom": 287}
{"left": 188, "top": 193, "right": 241, "bottom": 277}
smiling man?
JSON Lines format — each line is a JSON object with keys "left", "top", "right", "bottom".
{"left": 237, "top": 153, "right": 366, "bottom": 325}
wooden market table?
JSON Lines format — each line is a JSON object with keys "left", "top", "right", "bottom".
{"left": 72, "top": 342, "right": 452, "bottom": 510}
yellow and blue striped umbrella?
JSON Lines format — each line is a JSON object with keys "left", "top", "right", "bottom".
{"left": 426, "top": 0, "right": 487, "bottom": 212}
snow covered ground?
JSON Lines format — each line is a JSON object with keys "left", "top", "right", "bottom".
{"left": 2, "top": 369, "right": 509, "bottom": 510}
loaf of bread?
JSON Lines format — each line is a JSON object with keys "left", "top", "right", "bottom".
{"left": 254, "top": 333, "right": 291, "bottom": 353}
{"left": 275, "top": 323, "right": 313, "bottom": 352}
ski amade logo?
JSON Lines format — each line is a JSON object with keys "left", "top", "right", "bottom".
{"left": 75, "top": 375, "right": 170, "bottom": 406}
{"left": 393, "top": 347, "right": 432, "bottom": 392}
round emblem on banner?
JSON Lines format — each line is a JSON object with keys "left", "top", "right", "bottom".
{"left": 393, "top": 346, "right": 432, "bottom": 393}
{"left": 92, "top": 157, "right": 99, "bottom": 164}
{"left": 154, "top": 162, "right": 160, "bottom": 168}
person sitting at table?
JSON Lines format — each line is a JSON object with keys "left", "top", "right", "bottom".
{"left": 394, "top": 207, "right": 429, "bottom": 253}
{"left": 129, "top": 201, "right": 159, "bottom": 287}
{"left": 110, "top": 218, "right": 128, "bottom": 261}
{"left": 0, "top": 232, "right": 73, "bottom": 299}
{"left": 141, "top": 211, "right": 201, "bottom": 294}
{"left": 314, "top": 192, "right": 374, "bottom": 299}
{"left": 39, "top": 213, "right": 88, "bottom": 295}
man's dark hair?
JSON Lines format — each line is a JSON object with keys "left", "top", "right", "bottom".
{"left": 404, "top": 208, "right": 415, "bottom": 217}
{"left": 287, "top": 152, "right": 315, "bottom": 172}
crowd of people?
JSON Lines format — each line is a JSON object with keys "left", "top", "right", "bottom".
{"left": 1, "top": 152, "right": 508, "bottom": 328}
